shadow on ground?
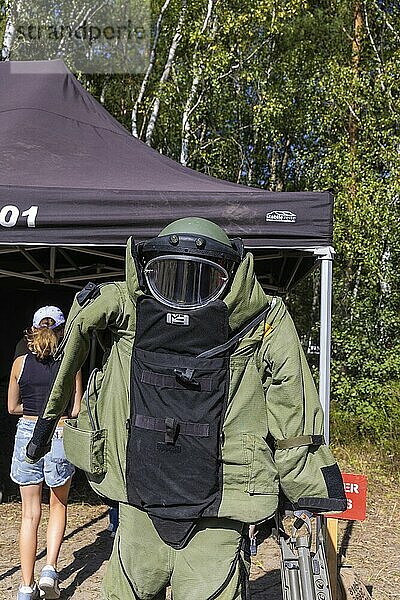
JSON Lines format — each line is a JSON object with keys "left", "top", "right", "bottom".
{"left": 0, "top": 509, "right": 109, "bottom": 584}
{"left": 250, "top": 569, "right": 282, "bottom": 599}
{"left": 59, "top": 530, "right": 113, "bottom": 599}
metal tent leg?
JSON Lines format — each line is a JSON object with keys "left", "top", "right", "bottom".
{"left": 278, "top": 248, "right": 336, "bottom": 600}
{"left": 318, "top": 251, "right": 338, "bottom": 599}
{"left": 318, "top": 253, "right": 333, "bottom": 443}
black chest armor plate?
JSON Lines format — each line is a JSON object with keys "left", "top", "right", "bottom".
{"left": 126, "top": 296, "right": 231, "bottom": 547}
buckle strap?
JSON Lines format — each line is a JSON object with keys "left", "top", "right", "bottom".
{"left": 141, "top": 369, "right": 211, "bottom": 391}
{"left": 134, "top": 414, "right": 209, "bottom": 439}
{"left": 164, "top": 417, "right": 177, "bottom": 443}
{"left": 275, "top": 434, "right": 325, "bottom": 450}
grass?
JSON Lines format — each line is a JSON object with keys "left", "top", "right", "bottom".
{"left": 330, "top": 438, "right": 400, "bottom": 494}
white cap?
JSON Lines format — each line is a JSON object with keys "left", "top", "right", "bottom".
{"left": 32, "top": 305, "right": 65, "bottom": 329}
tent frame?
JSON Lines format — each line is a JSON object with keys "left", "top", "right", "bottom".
{"left": 317, "top": 247, "right": 334, "bottom": 442}
{"left": 0, "top": 245, "right": 125, "bottom": 289}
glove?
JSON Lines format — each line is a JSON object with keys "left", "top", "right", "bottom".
{"left": 25, "top": 439, "right": 51, "bottom": 463}
{"left": 25, "top": 417, "right": 57, "bottom": 463}
{"left": 292, "top": 496, "right": 347, "bottom": 513}
{"left": 280, "top": 482, "right": 347, "bottom": 515}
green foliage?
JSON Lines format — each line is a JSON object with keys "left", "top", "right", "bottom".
{"left": 331, "top": 361, "right": 400, "bottom": 444}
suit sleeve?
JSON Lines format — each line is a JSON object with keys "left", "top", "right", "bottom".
{"left": 261, "top": 299, "right": 346, "bottom": 513}
{"left": 26, "top": 284, "right": 124, "bottom": 463}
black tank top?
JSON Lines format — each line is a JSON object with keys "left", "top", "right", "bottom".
{"left": 19, "top": 352, "right": 59, "bottom": 417}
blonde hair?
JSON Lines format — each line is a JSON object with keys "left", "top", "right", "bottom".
{"left": 26, "top": 325, "right": 62, "bottom": 360}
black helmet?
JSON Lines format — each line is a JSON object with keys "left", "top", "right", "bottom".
{"left": 138, "top": 217, "right": 243, "bottom": 310}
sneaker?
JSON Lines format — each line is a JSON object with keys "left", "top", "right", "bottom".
{"left": 39, "top": 566, "right": 60, "bottom": 599}
{"left": 17, "top": 582, "right": 41, "bottom": 600}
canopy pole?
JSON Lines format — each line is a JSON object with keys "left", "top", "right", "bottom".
{"left": 316, "top": 249, "right": 338, "bottom": 600}
{"left": 318, "top": 250, "right": 334, "bottom": 444}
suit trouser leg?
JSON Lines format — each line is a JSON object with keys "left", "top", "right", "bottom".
{"left": 102, "top": 504, "right": 250, "bottom": 600}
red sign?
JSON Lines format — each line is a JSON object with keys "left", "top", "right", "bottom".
{"left": 326, "top": 473, "right": 368, "bottom": 521}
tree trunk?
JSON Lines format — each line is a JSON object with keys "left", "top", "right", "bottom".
{"left": 276, "top": 137, "right": 290, "bottom": 191}
{"left": 1, "top": 1, "right": 18, "bottom": 61}
{"left": 131, "top": 0, "right": 172, "bottom": 137}
{"left": 348, "top": 1, "right": 363, "bottom": 202}
{"left": 270, "top": 142, "right": 278, "bottom": 190}
{"left": 145, "top": 0, "right": 187, "bottom": 146}
{"left": 180, "top": 0, "right": 216, "bottom": 166}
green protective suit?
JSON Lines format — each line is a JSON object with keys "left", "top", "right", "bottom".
{"left": 28, "top": 238, "right": 345, "bottom": 599}
{"left": 38, "top": 242, "right": 343, "bottom": 523}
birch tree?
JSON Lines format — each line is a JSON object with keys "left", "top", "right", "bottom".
{"left": 1, "top": 0, "right": 19, "bottom": 60}
{"left": 145, "top": 0, "right": 187, "bottom": 145}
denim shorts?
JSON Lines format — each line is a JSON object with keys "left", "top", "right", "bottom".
{"left": 10, "top": 417, "right": 75, "bottom": 487}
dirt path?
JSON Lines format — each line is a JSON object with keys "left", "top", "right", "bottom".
{"left": 0, "top": 470, "right": 398, "bottom": 600}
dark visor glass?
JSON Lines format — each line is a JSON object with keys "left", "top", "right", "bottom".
{"left": 144, "top": 255, "right": 230, "bottom": 309}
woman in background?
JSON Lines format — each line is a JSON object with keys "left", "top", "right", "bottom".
{"left": 8, "top": 306, "right": 82, "bottom": 600}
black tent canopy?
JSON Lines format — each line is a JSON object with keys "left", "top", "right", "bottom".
{"left": 0, "top": 59, "right": 333, "bottom": 293}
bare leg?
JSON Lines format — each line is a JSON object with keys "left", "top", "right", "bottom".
{"left": 46, "top": 478, "right": 72, "bottom": 568}
{"left": 20, "top": 483, "right": 43, "bottom": 586}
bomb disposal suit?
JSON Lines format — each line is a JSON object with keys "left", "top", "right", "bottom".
{"left": 27, "top": 218, "right": 346, "bottom": 600}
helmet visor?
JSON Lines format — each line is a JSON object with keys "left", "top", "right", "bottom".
{"left": 144, "top": 255, "right": 230, "bottom": 309}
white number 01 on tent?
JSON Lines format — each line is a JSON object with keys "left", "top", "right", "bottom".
{"left": 0, "top": 205, "right": 38, "bottom": 228}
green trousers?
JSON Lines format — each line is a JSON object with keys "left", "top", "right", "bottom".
{"left": 102, "top": 504, "right": 250, "bottom": 600}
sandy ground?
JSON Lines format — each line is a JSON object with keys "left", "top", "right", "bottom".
{"left": 0, "top": 471, "right": 398, "bottom": 600}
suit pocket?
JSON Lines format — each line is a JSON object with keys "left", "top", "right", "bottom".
{"left": 242, "top": 433, "right": 279, "bottom": 495}
{"left": 63, "top": 418, "right": 107, "bottom": 477}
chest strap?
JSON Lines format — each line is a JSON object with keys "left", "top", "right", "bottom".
{"left": 197, "top": 298, "right": 277, "bottom": 360}
{"left": 134, "top": 414, "right": 210, "bottom": 443}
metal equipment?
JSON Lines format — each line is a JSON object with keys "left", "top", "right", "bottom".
{"left": 278, "top": 512, "right": 332, "bottom": 600}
